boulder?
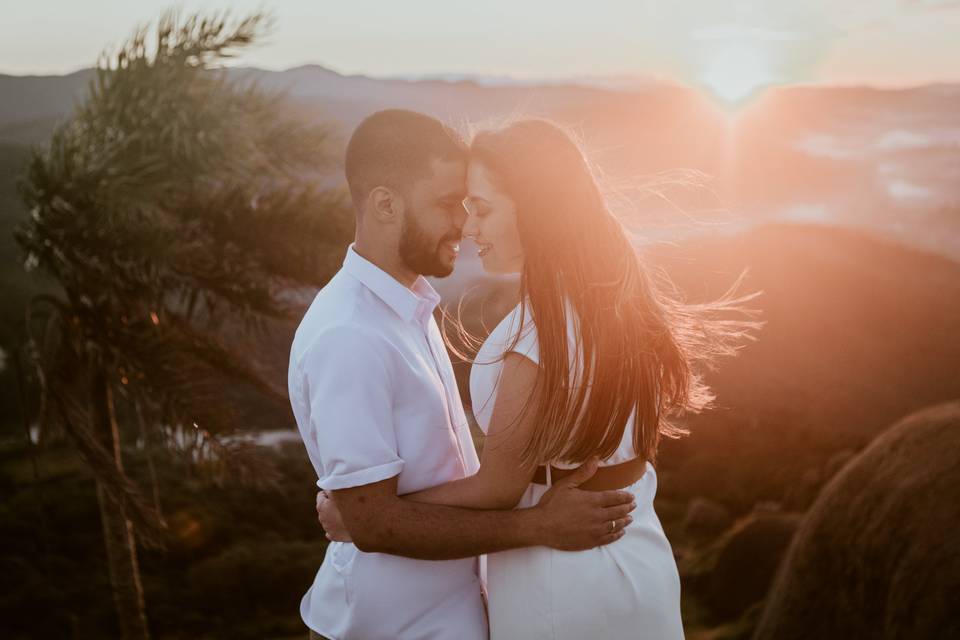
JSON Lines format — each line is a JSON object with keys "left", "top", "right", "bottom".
{"left": 823, "top": 448, "right": 856, "bottom": 480}
{"left": 754, "top": 401, "right": 960, "bottom": 640}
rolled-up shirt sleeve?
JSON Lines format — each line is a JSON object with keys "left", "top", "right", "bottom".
{"left": 301, "top": 326, "right": 404, "bottom": 491}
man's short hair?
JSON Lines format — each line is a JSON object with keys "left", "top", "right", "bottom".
{"left": 344, "top": 109, "right": 468, "bottom": 210}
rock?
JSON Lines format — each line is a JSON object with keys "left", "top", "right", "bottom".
{"left": 684, "top": 497, "right": 734, "bottom": 536}
{"left": 823, "top": 448, "right": 856, "bottom": 480}
{"left": 705, "top": 512, "right": 801, "bottom": 620}
{"left": 754, "top": 401, "right": 960, "bottom": 640}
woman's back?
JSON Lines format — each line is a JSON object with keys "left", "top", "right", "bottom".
{"left": 469, "top": 301, "right": 640, "bottom": 469}
{"left": 469, "top": 301, "right": 684, "bottom": 639}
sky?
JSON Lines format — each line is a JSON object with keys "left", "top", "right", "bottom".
{"left": 2, "top": 0, "right": 960, "bottom": 97}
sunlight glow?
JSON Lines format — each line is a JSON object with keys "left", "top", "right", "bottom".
{"left": 698, "top": 41, "right": 774, "bottom": 105}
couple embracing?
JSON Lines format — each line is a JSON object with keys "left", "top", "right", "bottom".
{"left": 288, "top": 109, "right": 756, "bottom": 639}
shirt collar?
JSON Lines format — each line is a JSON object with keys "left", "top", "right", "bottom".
{"left": 342, "top": 244, "right": 441, "bottom": 326}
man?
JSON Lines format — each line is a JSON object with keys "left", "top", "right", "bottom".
{"left": 288, "top": 109, "right": 635, "bottom": 640}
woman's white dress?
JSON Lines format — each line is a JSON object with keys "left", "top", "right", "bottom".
{"left": 470, "top": 302, "right": 684, "bottom": 639}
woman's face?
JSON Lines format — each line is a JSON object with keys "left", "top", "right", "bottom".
{"left": 463, "top": 160, "right": 524, "bottom": 275}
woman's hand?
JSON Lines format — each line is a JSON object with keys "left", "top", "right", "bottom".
{"left": 316, "top": 489, "right": 353, "bottom": 542}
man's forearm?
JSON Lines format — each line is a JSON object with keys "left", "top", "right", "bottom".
{"left": 351, "top": 499, "right": 542, "bottom": 560}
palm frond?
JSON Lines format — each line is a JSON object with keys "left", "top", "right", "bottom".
{"left": 14, "top": 6, "right": 348, "bottom": 524}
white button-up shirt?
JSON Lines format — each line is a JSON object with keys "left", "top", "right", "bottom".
{"left": 288, "top": 245, "right": 487, "bottom": 640}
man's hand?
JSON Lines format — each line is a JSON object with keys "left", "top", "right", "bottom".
{"left": 316, "top": 489, "right": 352, "bottom": 542}
{"left": 316, "top": 459, "right": 636, "bottom": 553}
{"left": 533, "top": 458, "right": 637, "bottom": 551}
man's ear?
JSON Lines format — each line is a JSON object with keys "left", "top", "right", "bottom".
{"left": 369, "top": 186, "right": 404, "bottom": 223}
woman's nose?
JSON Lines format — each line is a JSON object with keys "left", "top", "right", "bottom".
{"left": 462, "top": 215, "right": 478, "bottom": 239}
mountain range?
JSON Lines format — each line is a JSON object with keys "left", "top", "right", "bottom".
{"left": 3, "top": 64, "right": 957, "bottom": 259}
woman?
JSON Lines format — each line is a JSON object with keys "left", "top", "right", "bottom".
{"left": 325, "top": 119, "right": 760, "bottom": 638}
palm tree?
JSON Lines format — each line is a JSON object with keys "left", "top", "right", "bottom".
{"left": 14, "top": 9, "right": 352, "bottom": 639}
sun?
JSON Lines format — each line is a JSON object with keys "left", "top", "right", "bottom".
{"left": 698, "top": 40, "right": 774, "bottom": 106}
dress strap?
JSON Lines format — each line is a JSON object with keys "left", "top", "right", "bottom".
{"left": 546, "top": 463, "right": 552, "bottom": 488}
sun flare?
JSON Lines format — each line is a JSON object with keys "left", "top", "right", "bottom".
{"left": 698, "top": 40, "right": 774, "bottom": 106}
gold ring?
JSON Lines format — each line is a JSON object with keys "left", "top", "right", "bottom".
{"left": 610, "top": 520, "right": 616, "bottom": 533}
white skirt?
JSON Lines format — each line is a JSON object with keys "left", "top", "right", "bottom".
{"left": 485, "top": 463, "right": 684, "bottom": 639}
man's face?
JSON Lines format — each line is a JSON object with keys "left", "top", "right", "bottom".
{"left": 398, "top": 157, "right": 468, "bottom": 278}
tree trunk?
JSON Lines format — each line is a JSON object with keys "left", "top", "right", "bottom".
{"left": 91, "top": 367, "right": 151, "bottom": 640}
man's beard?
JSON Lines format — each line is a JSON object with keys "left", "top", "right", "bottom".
{"left": 399, "top": 213, "right": 458, "bottom": 278}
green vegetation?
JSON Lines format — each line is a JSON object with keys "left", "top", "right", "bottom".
{"left": 5, "top": 8, "right": 352, "bottom": 638}
{"left": 0, "top": 142, "right": 59, "bottom": 428}
{"left": 1, "top": 439, "right": 325, "bottom": 639}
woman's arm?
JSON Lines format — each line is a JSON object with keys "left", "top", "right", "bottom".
{"left": 401, "top": 352, "right": 542, "bottom": 510}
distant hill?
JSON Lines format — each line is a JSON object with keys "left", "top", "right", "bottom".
{"left": 647, "top": 222, "right": 960, "bottom": 509}
{"left": 0, "top": 65, "right": 678, "bottom": 144}
{"left": 3, "top": 65, "right": 956, "bottom": 133}
{"left": 0, "top": 69, "right": 95, "bottom": 144}
{"left": 4, "top": 65, "right": 956, "bottom": 260}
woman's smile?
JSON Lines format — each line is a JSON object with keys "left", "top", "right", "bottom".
{"left": 464, "top": 161, "right": 524, "bottom": 274}
{"left": 476, "top": 240, "right": 494, "bottom": 257}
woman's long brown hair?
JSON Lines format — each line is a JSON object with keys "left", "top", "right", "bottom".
{"left": 458, "top": 119, "right": 762, "bottom": 467}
